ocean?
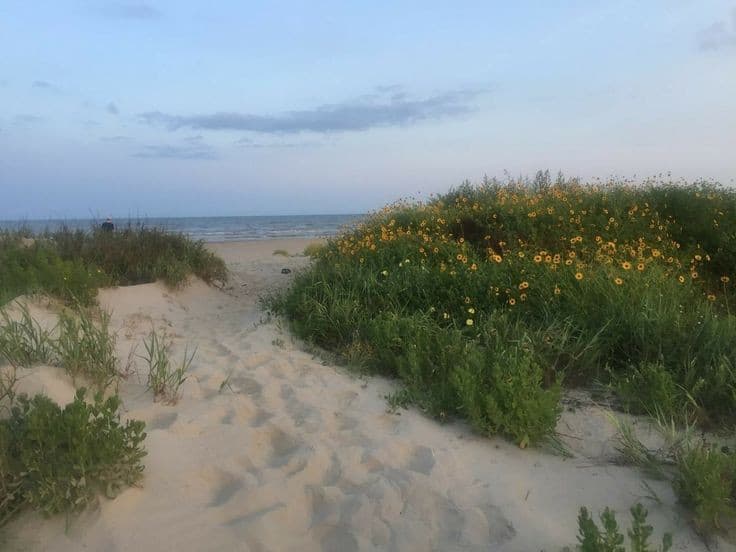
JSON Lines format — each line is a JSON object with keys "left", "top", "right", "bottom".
{"left": 0, "top": 214, "right": 365, "bottom": 242}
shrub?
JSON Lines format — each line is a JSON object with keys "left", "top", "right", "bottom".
{"left": 0, "top": 225, "right": 227, "bottom": 306}
{"left": 0, "top": 238, "right": 104, "bottom": 306}
{"left": 49, "top": 226, "right": 227, "bottom": 287}
{"left": 454, "top": 335, "right": 561, "bottom": 448}
{"left": 273, "top": 177, "right": 736, "bottom": 442}
{"left": 575, "top": 503, "right": 672, "bottom": 552}
{"left": 0, "top": 389, "right": 146, "bottom": 526}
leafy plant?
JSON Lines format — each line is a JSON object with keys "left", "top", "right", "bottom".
{"left": 576, "top": 503, "right": 672, "bottom": 552}
{"left": 272, "top": 177, "right": 736, "bottom": 446}
{"left": 0, "top": 389, "right": 146, "bottom": 526}
{"left": 141, "top": 328, "right": 195, "bottom": 404}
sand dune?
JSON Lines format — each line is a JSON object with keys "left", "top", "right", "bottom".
{"left": 2, "top": 239, "right": 727, "bottom": 551}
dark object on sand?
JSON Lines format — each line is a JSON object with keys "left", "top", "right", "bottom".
{"left": 101, "top": 218, "right": 115, "bottom": 232}
{"left": 281, "top": 268, "right": 292, "bottom": 274}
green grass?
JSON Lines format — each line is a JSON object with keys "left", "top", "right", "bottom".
{"left": 141, "top": 327, "right": 195, "bottom": 404}
{"left": 673, "top": 443, "right": 736, "bottom": 533}
{"left": 0, "top": 225, "right": 227, "bottom": 306}
{"left": 55, "top": 308, "right": 118, "bottom": 390}
{"left": 0, "top": 304, "right": 55, "bottom": 369}
{"left": 270, "top": 177, "right": 736, "bottom": 446}
{"left": 611, "top": 414, "right": 735, "bottom": 536}
{"left": 1, "top": 304, "right": 119, "bottom": 392}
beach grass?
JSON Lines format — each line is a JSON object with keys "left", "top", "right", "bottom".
{"left": 271, "top": 175, "right": 736, "bottom": 446}
{"left": 141, "top": 326, "right": 194, "bottom": 404}
{"left": 0, "top": 225, "right": 227, "bottom": 305}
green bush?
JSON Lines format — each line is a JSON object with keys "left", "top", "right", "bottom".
{"left": 575, "top": 503, "right": 672, "bottom": 552}
{"left": 272, "top": 178, "right": 736, "bottom": 443}
{"left": 0, "top": 226, "right": 227, "bottom": 306}
{"left": 454, "top": 334, "right": 561, "bottom": 448}
{"left": 48, "top": 226, "right": 227, "bottom": 287}
{"left": 0, "top": 389, "right": 146, "bottom": 525}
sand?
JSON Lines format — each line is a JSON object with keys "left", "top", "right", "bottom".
{"left": 2, "top": 238, "right": 730, "bottom": 551}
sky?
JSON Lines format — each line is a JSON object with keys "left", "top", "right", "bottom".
{"left": 1, "top": 1, "right": 735, "bottom": 219}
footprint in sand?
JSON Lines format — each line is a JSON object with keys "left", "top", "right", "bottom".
{"left": 207, "top": 469, "right": 247, "bottom": 507}
{"left": 148, "top": 411, "right": 178, "bottom": 430}
{"left": 405, "top": 445, "right": 435, "bottom": 475}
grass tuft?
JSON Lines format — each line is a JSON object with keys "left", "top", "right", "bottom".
{"left": 0, "top": 304, "right": 54, "bottom": 368}
{"left": 54, "top": 308, "right": 118, "bottom": 390}
{"left": 141, "top": 327, "right": 194, "bottom": 404}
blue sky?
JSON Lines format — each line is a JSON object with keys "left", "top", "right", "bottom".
{"left": 1, "top": 1, "right": 735, "bottom": 219}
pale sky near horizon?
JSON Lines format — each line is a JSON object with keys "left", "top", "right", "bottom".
{"left": 1, "top": 1, "right": 735, "bottom": 219}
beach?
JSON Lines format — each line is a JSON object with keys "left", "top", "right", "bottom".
{"left": 2, "top": 238, "right": 723, "bottom": 551}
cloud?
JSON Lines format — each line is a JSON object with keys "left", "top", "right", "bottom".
{"left": 100, "top": 135, "right": 132, "bottom": 142}
{"left": 107, "top": 102, "right": 119, "bottom": 115}
{"left": 13, "top": 114, "right": 44, "bottom": 125}
{"left": 32, "top": 80, "right": 61, "bottom": 93}
{"left": 139, "top": 86, "right": 488, "bottom": 134}
{"left": 234, "top": 137, "right": 320, "bottom": 149}
{"left": 697, "top": 9, "right": 736, "bottom": 51}
{"left": 100, "top": 2, "right": 162, "bottom": 20}
{"left": 133, "top": 143, "right": 217, "bottom": 160}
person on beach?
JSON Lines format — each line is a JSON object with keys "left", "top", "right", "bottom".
{"left": 101, "top": 217, "right": 115, "bottom": 232}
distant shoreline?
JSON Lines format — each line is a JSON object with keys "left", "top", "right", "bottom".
{"left": 0, "top": 214, "right": 364, "bottom": 242}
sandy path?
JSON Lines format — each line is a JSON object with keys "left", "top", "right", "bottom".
{"left": 2, "top": 239, "right": 726, "bottom": 551}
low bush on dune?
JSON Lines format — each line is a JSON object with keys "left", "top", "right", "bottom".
{"left": 0, "top": 306, "right": 147, "bottom": 528}
{"left": 0, "top": 225, "right": 227, "bottom": 305}
{"left": 271, "top": 174, "right": 736, "bottom": 447}
{"left": 0, "top": 390, "right": 146, "bottom": 527}
{"left": 572, "top": 503, "right": 672, "bottom": 551}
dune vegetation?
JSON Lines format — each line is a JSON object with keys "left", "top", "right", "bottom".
{"left": 0, "top": 224, "right": 223, "bottom": 528}
{"left": 272, "top": 174, "right": 736, "bottom": 533}
{"left": 0, "top": 225, "right": 227, "bottom": 306}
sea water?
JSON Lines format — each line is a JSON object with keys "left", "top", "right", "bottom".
{"left": 0, "top": 214, "right": 364, "bottom": 242}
